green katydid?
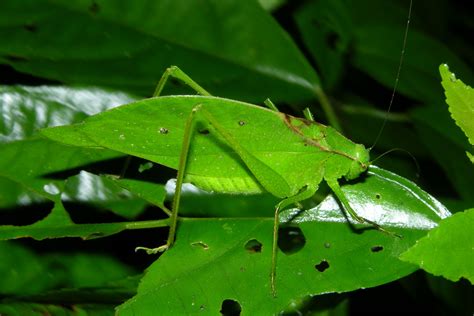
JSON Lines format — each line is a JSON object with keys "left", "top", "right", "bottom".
{"left": 139, "top": 66, "right": 399, "bottom": 297}
{"left": 44, "top": 66, "right": 401, "bottom": 296}
{"left": 40, "top": 1, "right": 413, "bottom": 297}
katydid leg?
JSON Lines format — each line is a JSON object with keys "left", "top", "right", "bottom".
{"left": 326, "top": 179, "right": 401, "bottom": 237}
{"left": 303, "top": 108, "right": 315, "bottom": 121}
{"left": 271, "top": 186, "right": 317, "bottom": 297}
{"left": 263, "top": 98, "right": 279, "bottom": 112}
{"left": 135, "top": 103, "right": 202, "bottom": 254}
{"left": 153, "top": 65, "right": 211, "bottom": 97}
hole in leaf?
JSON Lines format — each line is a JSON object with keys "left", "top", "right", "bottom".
{"left": 278, "top": 226, "right": 306, "bottom": 255}
{"left": 4, "top": 55, "right": 28, "bottom": 62}
{"left": 315, "top": 260, "right": 330, "bottom": 272}
{"left": 371, "top": 245, "right": 384, "bottom": 253}
{"left": 159, "top": 127, "right": 169, "bottom": 134}
{"left": 244, "top": 239, "right": 262, "bottom": 253}
{"left": 325, "top": 31, "right": 339, "bottom": 50}
{"left": 191, "top": 241, "right": 209, "bottom": 250}
{"left": 198, "top": 129, "right": 210, "bottom": 135}
{"left": 89, "top": 2, "right": 100, "bottom": 14}
{"left": 23, "top": 23, "right": 38, "bottom": 33}
{"left": 220, "top": 299, "right": 241, "bottom": 315}
{"left": 375, "top": 193, "right": 381, "bottom": 200}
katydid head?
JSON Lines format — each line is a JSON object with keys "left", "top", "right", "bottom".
{"left": 346, "top": 143, "right": 370, "bottom": 180}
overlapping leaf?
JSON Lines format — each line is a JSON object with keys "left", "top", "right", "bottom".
{"left": 439, "top": 64, "right": 474, "bottom": 161}
{"left": 400, "top": 208, "right": 474, "bottom": 284}
{"left": 117, "top": 166, "right": 451, "bottom": 315}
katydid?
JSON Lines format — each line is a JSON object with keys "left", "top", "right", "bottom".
{"left": 127, "top": 66, "right": 398, "bottom": 297}
{"left": 41, "top": 1, "right": 413, "bottom": 297}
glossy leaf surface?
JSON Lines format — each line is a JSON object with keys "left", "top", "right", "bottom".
{"left": 0, "top": 85, "right": 137, "bottom": 142}
{"left": 117, "top": 166, "right": 451, "bottom": 315}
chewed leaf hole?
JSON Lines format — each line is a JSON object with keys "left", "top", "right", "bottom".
{"left": 24, "top": 23, "right": 38, "bottom": 33}
{"left": 220, "top": 299, "right": 241, "bottom": 315}
{"left": 371, "top": 245, "right": 384, "bottom": 252}
{"left": 244, "top": 239, "right": 262, "bottom": 253}
{"left": 191, "top": 241, "right": 209, "bottom": 250}
{"left": 315, "top": 260, "right": 330, "bottom": 272}
{"left": 278, "top": 226, "right": 306, "bottom": 255}
{"left": 198, "top": 129, "right": 210, "bottom": 135}
{"left": 89, "top": 2, "right": 100, "bottom": 14}
{"left": 375, "top": 193, "right": 381, "bottom": 199}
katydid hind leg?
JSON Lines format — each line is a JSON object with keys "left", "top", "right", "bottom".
{"left": 135, "top": 103, "right": 200, "bottom": 254}
{"left": 153, "top": 66, "right": 212, "bottom": 97}
{"left": 326, "top": 179, "right": 401, "bottom": 237}
{"left": 197, "top": 106, "right": 292, "bottom": 197}
{"left": 271, "top": 185, "right": 317, "bottom": 297}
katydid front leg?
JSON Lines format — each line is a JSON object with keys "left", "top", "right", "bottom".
{"left": 326, "top": 179, "right": 401, "bottom": 238}
{"left": 153, "top": 65, "right": 211, "bottom": 97}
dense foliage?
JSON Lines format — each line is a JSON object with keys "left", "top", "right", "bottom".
{"left": 0, "top": 0, "right": 472, "bottom": 315}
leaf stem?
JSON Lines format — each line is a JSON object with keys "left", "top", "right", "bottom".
{"left": 314, "top": 85, "right": 342, "bottom": 132}
{"left": 124, "top": 219, "right": 171, "bottom": 230}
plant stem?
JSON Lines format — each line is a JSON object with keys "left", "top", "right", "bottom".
{"left": 125, "top": 219, "right": 170, "bottom": 230}
{"left": 314, "top": 85, "right": 342, "bottom": 132}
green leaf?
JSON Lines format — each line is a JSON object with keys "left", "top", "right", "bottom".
{"left": 0, "top": 302, "right": 115, "bottom": 316}
{"left": 258, "top": 0, "right": 286, "bottom": 12}
{"left": 111, "top": 178, "right": 168, "bottom": 213}
{"left": 440, "top": 64, "right": 474, "bottom": 145}
{"left": 0, "top": 201, "right": 169, "bottom": 241}
{"left": 468, "top": 151, "right": 474, "bottom": 163}
{"left": 0, "top": 241, "right": 53, "bottom": 295}
{"left": 0, "top": 85, "right": 137, "bottom": 143}
{"left": 0, "top": 138, "right": 121, "bottom": 200}
{"left": 43, "top": 253, "right": 137, "bottom": 288}
{"left": 64, "top": 172, "right": 149, "bottom": 219}
{"left": 439, "top": 64, "right": 474, "bottom": 160}
{"left": 0, "top": 241, "right": 137, "bottom": 298}
{"left": 0, "top": 0, "right": 319, "bottom": 103}
{"left": 411, "top": 105, "right": 474, "bottom": 203}
{"left": 400, "top": 208, "right": 474, "bottom": 284}
{"left": 117, "top": 166, "right": 450, "bottom": 315}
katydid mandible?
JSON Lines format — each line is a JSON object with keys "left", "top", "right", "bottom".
{"left": 133, "top": 66, "right": 397, "bottom": 297}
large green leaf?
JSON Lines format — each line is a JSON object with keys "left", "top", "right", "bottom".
{"left": 117, "top": 166, "right": 450, "bottom": 315}
{"left": 0, "top": 0, "right": 319, "bottom": 103}
{"left": 400, "top": 208, "right": 474, "bottom": 284}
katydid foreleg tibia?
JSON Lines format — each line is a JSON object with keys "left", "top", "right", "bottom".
{"left": 134, "top": 66, "right": 400, "bottom": 297}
